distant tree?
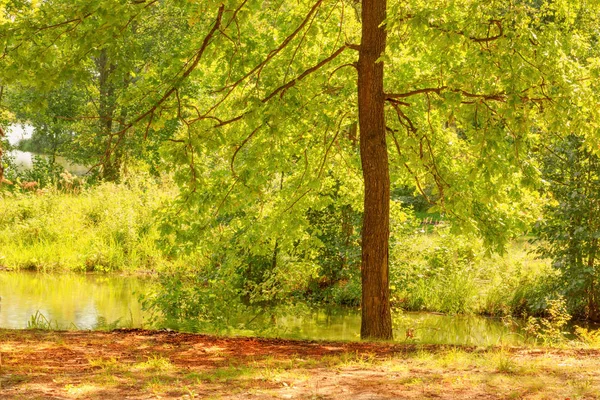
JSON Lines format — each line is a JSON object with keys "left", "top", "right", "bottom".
{"left": 10, "top": 82, "right": 84, "bottom": 160}
{"left": 2, "top": 2, "right": 193, "bottom": 180}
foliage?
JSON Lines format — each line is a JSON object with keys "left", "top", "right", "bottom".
{"left": 1, "top": 0, "right": 600, "bottom": 337}
{"left": 0, "top": 135, "right": 16, "bottom": 181}
{"left": 1, "top": 0, "right": 597, "bottom": 238}
{"left": 3, "top": 3, "right": 193, "bottom": 179}
{"left": 9, "top": 82, "right": 84, "bottom": 159}
{"left": 0, "top": 175, "right": 560, "bottom": 322}
{"left": 17, "top": 156, "right": 63, "bottom": 188}
{"left": 534, "top": 135, "right": 600, "bottom": 320}
{"left": 391, "top": 230, "right": 484, "bottom": 314}
{"left": 523, "top": 296, "right": 572, "bottom": 345}
{"left": 390, "top": 233, "right": 555, "bottom": 316}
{"left": 574, "top": 325, "right": 600, "bottom": 347}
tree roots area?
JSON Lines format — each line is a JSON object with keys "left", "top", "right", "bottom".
{"left": 1, "top": 329, "right": 599, "bottom": 399}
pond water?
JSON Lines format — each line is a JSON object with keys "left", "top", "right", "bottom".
{"left": 9, "top": 150, "right": 89, "bottom": 175}
{"left": 0, "top": 271, "right": 528, "bottom": 346}
{"left": 4, "top": 125, "right": 87, "bottom": 175}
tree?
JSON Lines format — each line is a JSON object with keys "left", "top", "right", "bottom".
{"left": 1, "top": 0, "right": 599, "bottom": 339}
{"left": 9, "top": 82, "right": 85, "bottom": 161}
{"left": 536, "top": 135, "right": 600, "bottom": 321}
{"left": 1, "top": 1, "right": 194, "bottom": 180}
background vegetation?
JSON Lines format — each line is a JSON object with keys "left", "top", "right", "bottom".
{"left": 1, "top": 0, "right": 600, "bottom": 337}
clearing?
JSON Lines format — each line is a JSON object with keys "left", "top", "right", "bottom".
{"left": 0, "top": 329, "right": 599, "bottom": 399}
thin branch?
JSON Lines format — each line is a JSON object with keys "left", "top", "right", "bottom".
{"left": 387, "top": 86, "right": 505, "bottom": 101}
{"left": 128, "top": 5, "right": 225, "bottom": 129}
{"left": 263, "top": 45, "right": 348, "bottom": 102}
{"left": 89, "top": 5, "right": 225, "bottom": 173}
{"left": 202, "top": 0, "right": 325, "bottom": 118}
{"left": 213, "top": 177, "right": 241, "bottom": 217}
{"left": 33, "top": 13, "right": 94, "bottom": 33}
{"left": 428, "top": 19, "right": 503, "bottom": 43}
{"left": 230, "top": 125, "right": 262, "bottom": 179}
{"left": 282, "top": 189, "right": 312, "bottom": 214}
{"left": 216, "top": 0, "right": 325, "bottom": 93}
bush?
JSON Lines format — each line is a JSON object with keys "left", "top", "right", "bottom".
{"left": 390, "top": 229, "right": 555, "bottom": 317}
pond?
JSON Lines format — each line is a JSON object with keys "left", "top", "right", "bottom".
{"left": 10, "top": 150, "right": 89, "bottom": 175}
{"left": 5, "top": 125, "right": 87, "bottom": 175}
{"left": 0, "top": 271, "right": 528, "bottom": 346}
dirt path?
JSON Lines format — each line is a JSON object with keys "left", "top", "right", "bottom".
{"left": 1, "top": 329, "right": 599, "bottom": 399}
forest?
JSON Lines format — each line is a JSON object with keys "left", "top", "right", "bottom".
{"left": 1, "top": 0, "right": 600, "bottom": 398}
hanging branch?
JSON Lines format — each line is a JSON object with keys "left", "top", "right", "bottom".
{"left": 216, "top": 45, "right": 350, "bottom": 127}
{"left": 427, "top": 19, "right": 504, "bottom": 44}
{"left": 230, "top": 125, "right": 262, "bottom": 179}
{"left": 202, "top": 0, "right": 326, "bottom": 119}
{"left": 386, "top": 85, "right": 553, "bottom": 104}
{"left": 263, "top": 45, "right": 348, "bottom": 102}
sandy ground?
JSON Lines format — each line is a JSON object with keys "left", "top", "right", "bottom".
{"left": 1, "top": 329, "right": 600, "bottom": 399}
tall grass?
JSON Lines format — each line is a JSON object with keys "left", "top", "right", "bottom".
{"left": 0, "top": 174, "right": 176, "bottom": 273}
{"left": 390, "top": 232, "right": 555, "bottom": 317}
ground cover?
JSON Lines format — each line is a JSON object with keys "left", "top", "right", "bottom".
{"left": 1, "top": 329, "right": 599, "bottom": 399}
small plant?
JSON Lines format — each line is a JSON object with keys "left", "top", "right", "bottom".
{"left": 27, "top": 311, "right": 58, "bottom": 330}
{"left": 524, "top": 296, "right": 571, "bottom": 345}
{"left": 392, "top": 307, "right": 419, "bottom": 342}
{"left": 494, "top": 352, "right": 519, "bottom": 374}
{"left": 134, "top": 355, "right": 174, "bottom": 372}
{"left": 574, "top": 326, "right": 600, "bottom": 347}
{"left": 93, "top": 316, "right": 123, "bottom": 331}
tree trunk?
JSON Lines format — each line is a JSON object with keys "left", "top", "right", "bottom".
{"left": 587, "top": 238, "right": 599, "bottom": 321}
{"left": 95, "top": 49, "right": 119, "bottom": 181}
{"left": 358, "top": 0, "right": 392, "bottom": 340}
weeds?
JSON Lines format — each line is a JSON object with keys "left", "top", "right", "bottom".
{"left": 0, "top": 176, "right": 573, "bottom": 322}
{"left": 574, "top": 326, "right": 600, "bottom": 347}
{"left": 493, "top": 352, "right": 520, "bottom": 374}
{"left": 0, "top": 176, "right": 176, "bottom": 273}
{"left": 524, "top": 296, "right": 571, "bottom": 345}
{"left": 26, "top": 311, "right": 58, "bottom": 330}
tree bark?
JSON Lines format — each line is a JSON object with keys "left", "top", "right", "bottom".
{"left": 95, "top": 49, "right": 119, "bottom": 181}
{"left": 358, "top": 0, "right": 392, "bottom": 340}
{"left": 587, "top": 238, "right": 599, "bottom": 321}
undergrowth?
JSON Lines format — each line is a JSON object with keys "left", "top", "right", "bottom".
{"left": 0, "top": 174, "right": 558, "bottom": 319}
{"left": 0, "top": 173, "right": 176, "bottom": 273}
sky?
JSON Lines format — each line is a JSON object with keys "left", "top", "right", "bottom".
{"left": 6, "top": 124, "right": 33, "bottom": 145}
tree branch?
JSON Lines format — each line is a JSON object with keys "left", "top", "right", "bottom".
{"left": 386, "top": 86, "right": 505, "bottom": 101}
{"left": 428, "top": 19, "right": 503, "bottom": 44}
{"left": 216, "top": 0, "right": 325, "bottom": 93}
{"left": 263, "top": 45, "right": 348, "bottom": 102}
{"left": 88, "top": 5, "right": 225, "bottom": 173}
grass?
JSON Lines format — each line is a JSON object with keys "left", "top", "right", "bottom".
{"left": 0, "top": 174, "right": 176, "bottom": 273}
{"left": 389, "top": 233, "right": 554, "bottom": 317}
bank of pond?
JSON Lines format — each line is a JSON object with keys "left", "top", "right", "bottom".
{"left": 1, "top": 271, "right": 597, "bottom": 347}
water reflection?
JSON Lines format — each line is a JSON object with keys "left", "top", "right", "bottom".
{"left": 9, "top": 150, "right": 88, "bottom": 175}
{"left": 4, "top": 126, "right": 87, "bottom": 175}
{"left": 222, "top": 307, "right": 525, "bottom": 345}
{"left": 0, "top": 271, "right": 528, "bottom": 345}
{"left": 0, "top": 272, "right": 149, "bottom": 329}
